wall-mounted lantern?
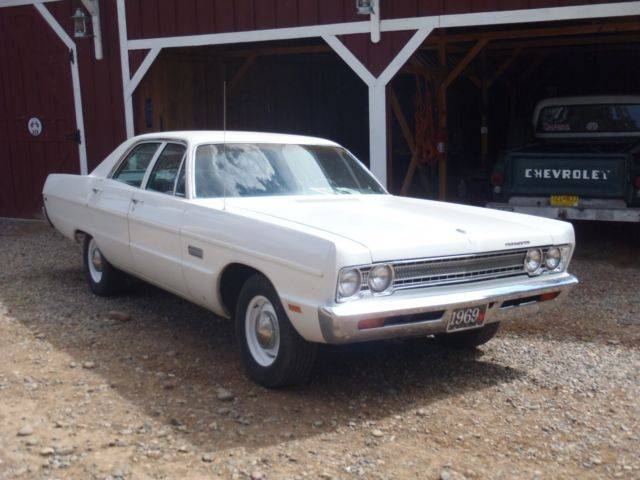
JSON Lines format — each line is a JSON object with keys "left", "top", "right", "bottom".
{"left": 72, "top": 8, "right": 88, "bottom": 38}
{"left": 356, "top": 0, "right": 380, "bottom": 43}
{"left": 71, "top": 2, "right": 103, "bottom": 60}
{"left": 356, "top": 0, "right": 374, "bottom": 15}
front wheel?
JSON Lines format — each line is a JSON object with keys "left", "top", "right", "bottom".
{"left": 434, "top": 322, "right": 500, "bottom": 349}
{"left": 235, "top": 274, "right": 317, "bottom": 388}
{"left": 82, "top": 235, "right": 125, "bottom": 296}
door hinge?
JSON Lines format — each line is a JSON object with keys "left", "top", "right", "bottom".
{"left": 69, "top": 49, "right": 75, "bottom": 64}
{"left": 65, "top": 129, "right": 82, "bottom": 144}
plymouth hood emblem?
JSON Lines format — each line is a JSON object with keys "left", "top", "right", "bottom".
{"left": 504, "top": 240, "right": 530, "bottom": 247}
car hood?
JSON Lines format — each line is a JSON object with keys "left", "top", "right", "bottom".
{"left": 226, "top": 195, "right": 567, "bottom": 262}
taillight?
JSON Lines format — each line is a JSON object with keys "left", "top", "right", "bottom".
{"left": 634, "top": 176, "right": 640, "bottom": 189}
{"left": 491, "top": 171, "right": 504, "bottom": 186}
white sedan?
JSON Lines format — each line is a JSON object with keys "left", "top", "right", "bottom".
{"left": 43, "top": 131, "right": 578, "bottom": 387}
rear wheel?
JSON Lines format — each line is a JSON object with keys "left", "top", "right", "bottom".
{"left": 235, "top": 274, "right": 317, "bottom": 388}
{"left": 82, "top": 236, "right": 125, "bottom": 296}
{"left": 434, "top": 322, "right": 500, "bottom": 349}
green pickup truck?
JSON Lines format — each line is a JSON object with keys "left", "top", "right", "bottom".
{"left": 488, "top": 96, "right": 640, "bottom": 222}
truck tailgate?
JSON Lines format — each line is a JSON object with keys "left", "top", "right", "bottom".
{"left": 509, "top": 153, "right": 628, "bottom": 198}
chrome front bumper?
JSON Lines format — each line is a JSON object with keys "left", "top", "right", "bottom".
{"left": 318, "top": 273, "right": 578, "bottom": 344}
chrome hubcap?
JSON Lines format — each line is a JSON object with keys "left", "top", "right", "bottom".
{"left": 256, "top": 312, "right": 277, "bottom": 349}
{"left": 245, "top": 295, "right": 280, "bottom": 367}
{"left": 87, "top": 238, "right": 104, "bottom": 284}
{"left": 92, "top": 248, "right": 103, "bottom": 271}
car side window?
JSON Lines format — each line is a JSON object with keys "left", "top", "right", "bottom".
{"left": 112, "top": 143, "right": 160, "bottom": 188}
{"left": 146, "top": 143, "right": 187, "bottom": 195}
{"left": 175, "top": 160, "right": 186, "bottom": 197}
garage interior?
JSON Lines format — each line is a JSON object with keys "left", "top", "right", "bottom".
{"left": 131, "top": 16, "right": 640, "bottom": 204}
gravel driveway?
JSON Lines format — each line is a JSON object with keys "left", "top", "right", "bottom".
{"left": 0, "top": 219, "right": 638, "bottom": 480}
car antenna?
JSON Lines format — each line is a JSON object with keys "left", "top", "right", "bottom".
{"left": 222, "top": 80, "right": 227, "bottom": 211}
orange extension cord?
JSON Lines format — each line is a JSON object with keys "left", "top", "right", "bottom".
{"left": 414, "top": 75, "right": 437, "bottom": 166}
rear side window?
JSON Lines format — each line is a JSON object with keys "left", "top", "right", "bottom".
{"left": 175, "top": 162, "right": 186, "bottom": 197}
{"left": 537, "top": 103, "right": 640, "bottom": 134}
{"left": 146, "top": 143, "right": 186, "bottom": 194}
{"left": 113, "top": 142, "right": 160, "bottom": 187}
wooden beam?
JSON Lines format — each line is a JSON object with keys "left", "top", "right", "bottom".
{"left": 518, "top": 52, "right": 548, "bottom": 82}
{"left": 408, "top": 56, "right": 437, "bottom": 83}
{"left": 420, "top": 32, "right": 640, "bottom": 54}
{"left": 465, "top": 73, "right": 482, "bottom": 89}
{"left": 223, "top": 44, "right": 330, "bottom": 58}
{"left": 478, "top": 32, "right": 640, "bottom": 51}
{"left": 438, "top": 43, "right": 447, "bottom": 201}
{"left": 390, "top": 86, "right": 421, "bottom": 197}
{"left": 388, "top": 87, "right": 415, "bottom": 153}
{"left": 480, "top": 50, "right": 489, "bottom": 166}
{"left": 228, "top": 54, "right": 257, "bottom": 92}
{"left": 487, "top": 47, "right": 523, "bottom": 88}
{"left": 400, "top": 151, "right": 421, "bottom": 196}
{"left": 442, "top": 38, "right": 489, "bottom": 90}
{"left": 426, "top": 21, "right": 640, "bottom": 45}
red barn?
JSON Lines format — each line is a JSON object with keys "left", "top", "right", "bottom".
{"left": 1, "top": 0, "right": 638, "bottom": 217}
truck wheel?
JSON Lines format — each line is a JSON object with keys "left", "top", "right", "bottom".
{"left": 434, "top": 322, "right": 500, "bottom": 349}
{"left": 235, "top": 274, "right": 317, "bottom": 388}
{"left": 82, "top": 235, "right": 125, "bottom": 296}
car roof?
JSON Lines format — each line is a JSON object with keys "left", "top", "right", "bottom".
{"left": 132, "top": 131, "right": 341, "bottom": 147}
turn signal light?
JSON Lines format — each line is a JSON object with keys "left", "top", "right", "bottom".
{"left": 491, "top": 172, "right": 504, "bottom": 186}
{"left": 357, "top": 318, "right": 386, "bottom": 330}
{"left": 540, "top": 292, "right": 560, "bottom": 302}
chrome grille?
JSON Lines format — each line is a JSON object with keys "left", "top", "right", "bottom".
{"left": 366, "top": 249, "right": 529, "bottom": 292}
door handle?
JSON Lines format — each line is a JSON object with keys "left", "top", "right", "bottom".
{"left": 131, "top": 198, "right": 144, "bottom": 205}
{"left": 92, "top": 188, "right": 101, "bottom": 194}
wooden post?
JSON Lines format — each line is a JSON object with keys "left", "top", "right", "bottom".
{"left": 390, "top": 86, "right": 421, "bottom": 196}
{"left": 480, "top": 50, "right": 489, "bottom": 168}
{"left": 386, "top": 85, "right": 393, "bottom": 192}
{"left": 437, "top": 38, "right": 490, "bottom": 199}
{"left": 228, "top": 54, "right": 258, "bottom": 92}
{"left": 369, "top": 83, "right": 388, "bottom": 187}
{"left": 437, "top": 42, "right": 447, "bottom": 201}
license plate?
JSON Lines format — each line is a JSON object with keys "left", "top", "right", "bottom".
{"left": 550, "top": 195, "right": 579, "bottom": 207}
{"left": 447, "top": 305, "right": 487, "bottom": 332}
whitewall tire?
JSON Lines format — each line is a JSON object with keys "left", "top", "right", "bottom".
{"left": 235, "top": 274, "right": 317, "bottom": 388}
{"left": 82, "top": 235, "right": 125, "bottom": 296}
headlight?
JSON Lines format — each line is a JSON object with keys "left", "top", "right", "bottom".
{"left": 368, "top": 264, "right": 394, "bottom": 293}
{"left": 545, "top": 247, "right": 562, "bottom": 270}
{"left": 524, "top": 248, "right": 543, "bottom": 275}
{"left": 338, "top": 268, "right": 361, "bottom": 299}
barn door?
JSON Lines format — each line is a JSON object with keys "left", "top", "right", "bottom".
{"left": 0, "top": 7, "right": 80, "bottom": 218}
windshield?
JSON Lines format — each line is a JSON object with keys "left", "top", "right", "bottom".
{"left": 537, "top": 103, "right": 640, "bottom": 135}
{"left": 194, "top": 143, "right": 385, "bottom": 198}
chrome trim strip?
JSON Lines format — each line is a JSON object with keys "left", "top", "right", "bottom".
{"left": 389, "top": 248, "right": 531, "bottom": 291}
{"left": 319, "top": 273, "right": 578, "bottom": 344}
{"left": 337, "top": 247, "right": 565, "bottom": 302}
{"left": 388, "top": 248, "right": 530, "bottom": 265}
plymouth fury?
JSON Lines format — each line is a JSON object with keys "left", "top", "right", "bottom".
{"left": 43, "top": 132, "right": 578, "bottom": 387}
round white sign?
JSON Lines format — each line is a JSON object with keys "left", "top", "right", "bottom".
{"left": 28, "top": 117, "right": 43, "bottom": 136}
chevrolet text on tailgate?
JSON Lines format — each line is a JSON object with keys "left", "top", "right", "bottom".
{"left": 489, "top": 95, "right": 640, "bottom": 222}
{"left": 43, "top": 131, "right": 578, "bottom": 387}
